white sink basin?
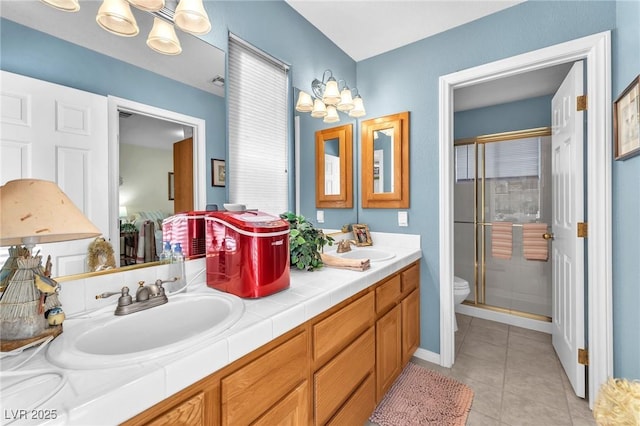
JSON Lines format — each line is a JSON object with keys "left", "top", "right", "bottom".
{"left": 47, "top": 292, "right": 244, "bottom": 369}
{"left": 338, "top": 248, "right": 395, "bottom": 262}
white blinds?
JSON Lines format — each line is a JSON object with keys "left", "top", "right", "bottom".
{"left": 455, "top": 137, "right": 540, "bottom": 181}
{"left": 228, "top": 34, "right": 289, "bottom": 216}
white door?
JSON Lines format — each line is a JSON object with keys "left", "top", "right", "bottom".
{"left": 0, "top": 71, "right": 109, "bottom": 276}
{"left": 324, "top": 153, "right": 340, "bottom": 195}
{"left": 551, "top": 61, "right": 585, "bottom": 398}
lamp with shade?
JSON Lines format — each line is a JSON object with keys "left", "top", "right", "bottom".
{"left": 0, "top": 179, "right": 102, "bottom": 345}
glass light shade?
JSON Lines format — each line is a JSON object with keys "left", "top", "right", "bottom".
{"left": 310, "top": 99, "right": 327, "bottom": 118}
{"left": 40, "top": 0, "right": 80, "bottom": 12}
{"left": 349, "top": 95, "right": 366, "bottom": 118}
{"left": 337, "top": 88, "right": 354, "bottom": 111}
{"left": 119, "top": 206, "right": 128, "bottom": 218}
{"left": 323, "top": 106, "right": 340, "bottom": 123}
{"left": 147, "top": 18, "right": 182, "bottom": 55}
{"left": 96, "top": 0, "right": 139, "bottom": 37}
{"left": 174, "top": 0, "right": 211, "bottom": 35}
{"left": 322, "top": 78, "right": 341, "bottom": 105}
{"left": 127, "top": 0, "right": 165, "bottom": 12}
{"left": 0, "top": 179, "right": 102, "bottom": 248}
{"left": 295, "top": 91, "right": 313, "bottom": 113}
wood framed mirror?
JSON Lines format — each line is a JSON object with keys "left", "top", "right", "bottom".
{"left": 361, "top": 111, "right": 410, "bottom": 208}
{"left": 315, "top": 124, "right": 353, "bottom": 208}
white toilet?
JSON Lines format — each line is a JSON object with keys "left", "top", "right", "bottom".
{"left": 453, "top": 276, "right": 470, "bottom": 331}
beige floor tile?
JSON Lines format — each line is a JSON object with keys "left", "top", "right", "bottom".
{"left": 507, "top": 332, "right": 557, "bottom": 357}
{"left": 410, "top": 356, "right": 452, "bottom": 376}
{"left": 467, "top": 409, "right": 501, "bottom": 426}
{"left": 503, "top": 368, "right": 568, "bottom": 412}
{"left": 471, "top": 317, "right": 510, "bottom": 332}
{"left": 460, "top": 334, "right": 508, "bottom": 364}
{"left": 463, "top": 376, "right": 503, "bottom": 419}
{"left": 500, "top": 390, "right": 572, "bottom": 426}
{"left": 451, "top": 353, "right": 506, "bottom": 388}
{"left": 508, "top": 325, "right": 551, "bottom": 343}
{"left": 506, "top": 344, "right": 561, "bottom": 374}
{"left": 467, "top": 322, "right": 509, "bottom": 347}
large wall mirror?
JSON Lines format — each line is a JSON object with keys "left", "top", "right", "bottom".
{"left": 1, "top": 2, "right": 225, "bottom": 279}
{"left": 361, "top": 111, "right": 410, "bottom": 208}
{"left": 315, "top": 124, "right": 353, "bottom": 209}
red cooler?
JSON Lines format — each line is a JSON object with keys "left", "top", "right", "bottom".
{"left": 162, "top": 211, "right": 207, "bottom": 259}
{"left": 206, "top": 211, "right": 290, "bottom": 298}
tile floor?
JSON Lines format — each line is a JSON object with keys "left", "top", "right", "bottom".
{"left": 367, "top": 314, "right": 596, "bottom": 426}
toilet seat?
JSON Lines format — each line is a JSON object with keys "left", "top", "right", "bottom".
{"left": 454, "top": 276, "right": 469, "bottom": 291}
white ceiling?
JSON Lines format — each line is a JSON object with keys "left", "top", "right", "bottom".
{"left": 285, "top": 0, "right": 525, "bottom": 62}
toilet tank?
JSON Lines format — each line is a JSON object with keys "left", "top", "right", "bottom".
{"left": 205, "top": 211, "right": 290, "bottom": 298}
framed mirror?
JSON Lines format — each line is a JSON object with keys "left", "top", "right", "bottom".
{"left": 315, "top": 124, "right": 353, "bottom": 208}
{"left": 361, "top": 111, "right": 410, "bottom": 208}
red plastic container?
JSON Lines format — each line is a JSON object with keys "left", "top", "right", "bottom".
{"left": 162, "top": 211, "right": 207, "bottom": 259}
{"left": 205, "top": 211, "right": 290, "bottom": 298}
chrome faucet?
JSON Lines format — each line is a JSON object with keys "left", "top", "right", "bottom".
{"left": 95, "top": 278, "right": 177, "bottom": 315}
{"left": 336, "top": 239, "right": 357, "bottom": 253}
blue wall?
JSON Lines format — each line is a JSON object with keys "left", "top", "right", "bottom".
{"left": 356, "top": 0, "right": 639, "bottom": 379}
{"left": 611, "top": 0, "right": 640, "bottom": 380}
{"left": 454, "top": 95, "right": 553, "bottom": 140}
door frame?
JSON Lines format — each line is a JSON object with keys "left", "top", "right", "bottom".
{"left": 438, "top": 31, "right": 612, "bottom": 407}
{"left": 107, "top": 96, "right": 207, "bottom": 265}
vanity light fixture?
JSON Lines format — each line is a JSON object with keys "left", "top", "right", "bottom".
{"left": 147, "top": 17, "right": 182, "bottom": 55}
{"left": 96, "top": 0, "right": 140, "bottom": 37}
{"left": 41, "top": 0, "right": 211, "bottom": 55}
{"left": 40, "top": 0, "right": 80, "bottom": 12}
{"left": 296, "top": 69, "right": 366, "bottom": 123}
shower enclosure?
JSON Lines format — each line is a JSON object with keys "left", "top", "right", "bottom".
{"left": 454, "top": 128, "right": 552, "bottom": 321}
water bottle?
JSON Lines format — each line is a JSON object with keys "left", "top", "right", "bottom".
{"left": 168, "top": 242, "right": 186, "bottom": 293}
{"left": 159, "top": 241, "right": 172, "bottom": 264}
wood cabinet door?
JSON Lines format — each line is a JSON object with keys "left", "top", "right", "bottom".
{"left": 253, "top": 381, "right": 310, "bottom": 426}
{"left": 402, "top": 288, "right": 420, "bottom": 365}
{"left": 326, "top": 373, "right": 375, "bottom": 426}
{"left": 145, "top": 392, "right": 205, "bottom": 426}
{"left": 221, "top": 331, "right": 308, "bottom": 425}
{"left": 376, "top": 305, "right": 402, "bottom": 401}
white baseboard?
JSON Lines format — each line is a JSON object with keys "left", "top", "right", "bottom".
{"left": 412, "top": 347, "right": 441, "bottom": 365}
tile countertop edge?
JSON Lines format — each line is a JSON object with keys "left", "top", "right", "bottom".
{"left": 4, "top": 245, "right": 422, "bottom": 426}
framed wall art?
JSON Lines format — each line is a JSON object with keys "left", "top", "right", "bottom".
{"left": 614, "top": 74, "right": 640, "bottom": 160}
{"left": 212, "top": 158, "right": 226, "bottom": 187}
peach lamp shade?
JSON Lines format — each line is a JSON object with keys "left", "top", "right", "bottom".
{"left": 0, "top": 179, "right": 101, "bottom": 248}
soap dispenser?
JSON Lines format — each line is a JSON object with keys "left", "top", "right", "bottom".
{"left": 168, "top": 243, "right": 186, "bottom": 293}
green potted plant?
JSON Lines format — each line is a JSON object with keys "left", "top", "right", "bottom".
{"left": 280, "top": 212, "right": 333, "bottom": 271}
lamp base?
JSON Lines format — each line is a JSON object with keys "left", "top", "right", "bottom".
{"left": 0, "top": 324, "right": 62, "bottom": 353}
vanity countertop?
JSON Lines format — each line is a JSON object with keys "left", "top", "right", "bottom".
{"left": 0, "top": 233, "right": 421, "bottom": 425}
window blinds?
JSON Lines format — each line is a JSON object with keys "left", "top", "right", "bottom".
{"left": 455, "top": 137, "right": 540, "bottom": 181}
{"left": 228, "top": 34, "right": 289, "bottom": 215}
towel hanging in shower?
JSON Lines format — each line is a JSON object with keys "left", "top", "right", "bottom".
{"left": 491, "top": 222, "right": 513, "bottom": 259}
{"left": 523, "top": 223, "right": 549, "bottom": 261}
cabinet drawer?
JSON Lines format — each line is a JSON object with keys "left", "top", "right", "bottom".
{"left": 146, "top": 392, "right": 205, "bottom": 426}
{"left": 314, "top": 327, "right": 375, "bottom": 426}
{"left": 326, "top": 373, "right": 375, "bottom": 426}
{"left": 401, "top": 262, "right": 420, "bottom": 294}
{"left": 313, "top": 291, "right": 374, "bottom": 366}
{"left": 376, "top": 274, "right": 401, "bottom": 314}
{"left": 221, "top": 331, "right": 308, "bottom": 425}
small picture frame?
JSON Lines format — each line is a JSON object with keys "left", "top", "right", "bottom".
{"left": 212, "top": 158, "right": 226, "bottom": 187}
{"left": 168, "top": 172, "right": 174, "bottom": 200}
{"left": 352, "top": 223, "right": 372, "bottom": 246}
{"left": 614, "top": 74, "right": 640, "bottom": 160}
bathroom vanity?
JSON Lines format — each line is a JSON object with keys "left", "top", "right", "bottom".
{"left": 0, "top": 233, "right": 421, "bottom": 425}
